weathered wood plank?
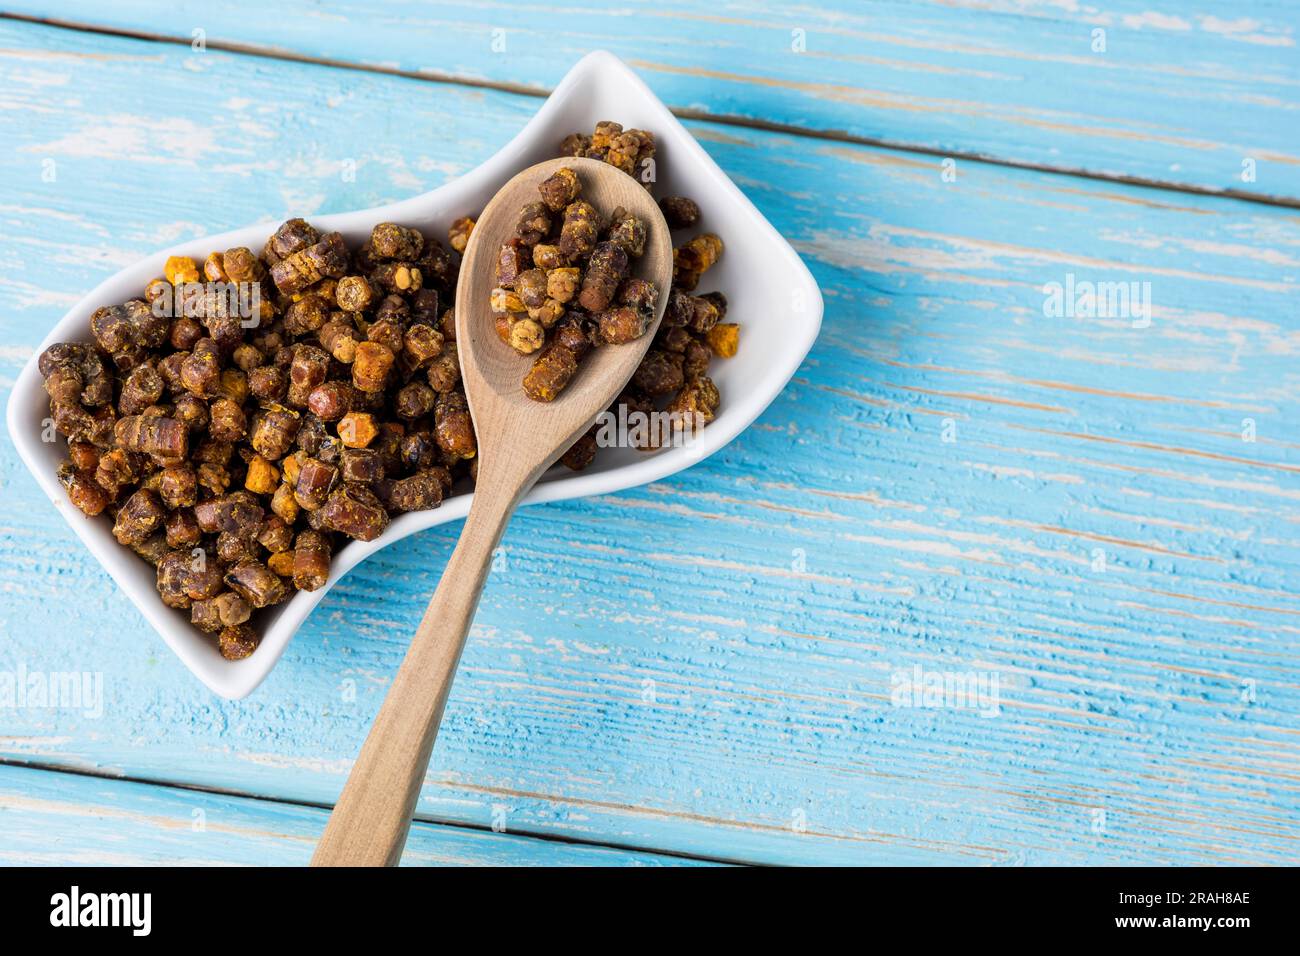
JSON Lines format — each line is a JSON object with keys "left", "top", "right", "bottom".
{"left": 0, "top": 21, "right": 1297, "bottom": 865}
{"left": 0, "top": 764, "right": 711, "bottom": 865}
{"left": 4, "top": 0, "right": 1298, "bottom": 199}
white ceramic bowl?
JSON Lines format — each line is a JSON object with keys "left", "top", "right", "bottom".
{"left": 6, "top": 51, "right": 823, "bottom": 698}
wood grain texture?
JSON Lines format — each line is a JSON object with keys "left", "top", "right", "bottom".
{"left": 0, "top": 20, "right": 1296, "bottom": 866}
{"left": 3, "top": 0, "right": 1298, "bottom": 199}
{"left": 0, "top": 764, "right": 710, "bottom": 865}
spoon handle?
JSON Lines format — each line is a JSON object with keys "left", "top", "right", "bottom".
{"left": 311, "top": 477, "right": 521, "bottom": 867}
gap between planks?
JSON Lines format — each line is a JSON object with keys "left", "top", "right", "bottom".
{"left": 5, "top": 11, "right": 1300, "bottom": 211}
{"left": 0, "top": 757, "right": 755, "bottom": 866}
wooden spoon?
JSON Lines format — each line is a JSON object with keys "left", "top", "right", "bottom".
{"left": 312, "top": 157, "right": 672, "bottom": 866}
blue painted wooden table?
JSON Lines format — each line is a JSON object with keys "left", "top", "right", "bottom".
{"left": 0, "top": 2, "right": 1297, "bottom": 866}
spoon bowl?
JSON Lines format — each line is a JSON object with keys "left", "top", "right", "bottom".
{"left": 457, "top": 156, "right": 672, "bottom": 485}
